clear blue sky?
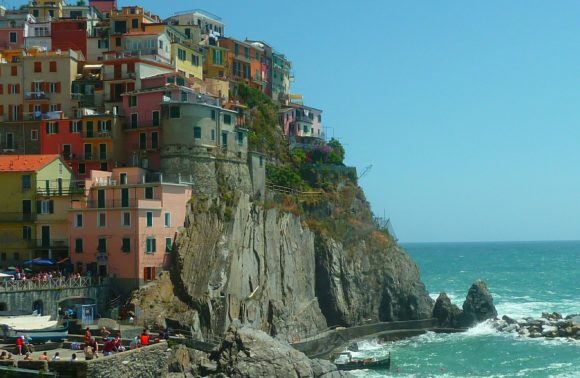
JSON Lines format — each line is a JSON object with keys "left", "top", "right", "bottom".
{"left": 127, "top": 0, "right": 580, "bottom": 243}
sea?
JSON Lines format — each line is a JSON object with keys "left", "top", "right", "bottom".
{"left": 349, "top": 241, "right": 580, "bottom": 378}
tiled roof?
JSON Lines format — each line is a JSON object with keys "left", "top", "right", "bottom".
{"left": 0, "top": 155, "right": 60, "bottom": 172}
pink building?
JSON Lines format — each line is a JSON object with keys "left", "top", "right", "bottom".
{"left": 68, "top": 167, "right": 192, "bottom": 292}
{"left": 279, "top": 104, "right": 323, "bottom": 142}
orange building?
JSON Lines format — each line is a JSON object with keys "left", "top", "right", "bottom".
{"left": 219, "top": 38, "right": 265, "bottom": 92}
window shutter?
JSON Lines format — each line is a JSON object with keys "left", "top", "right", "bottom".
{"left": 29, "top": 104, "right": 34, "bottom": 112}
{"left": 56, "top": 82, "right": 61, "bottom": 93}
{"left": 152, "top": 238, "right": 156, "bottom": 252}
{"left": 15, "top": 84, "right": 20, "bottom": 94}
{"left": 0, "top": 84, "right": 3, "bottom": 94}
{"left": 31, "top": 83, "right": 35, "bottom": 92}
{"left": 36, "top": 201, "right": 41, "bottom": 214}
{"left": 45, "top": 124, "right": 50, "bottom": 133}
{"left": 48, "top": 200, "right": 54, "bottom": 213}
{"left": 56, "top": 104, "right": 61, "bottom": 111}
{"left": 69, "top": 123, "right": 73, "bottom": 133}
{"left": 55, "top": 123, "right": 59, "bottom": 133}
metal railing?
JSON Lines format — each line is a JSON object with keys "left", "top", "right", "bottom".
{"left": 0, "top": 276, "right": 107, "bottom": 292}
{"left": 31, "top": 239, "right": 69, "bottom": 249}
{"left": 24, "top": 91, "right": 50, "bottom": 101}
{"left": 161, "top": 92, "right": 220, "bottom": 107}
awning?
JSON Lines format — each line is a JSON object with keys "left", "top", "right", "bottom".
{"left": 23, "top": 258, "right": 56, "bottom": 266}
{"left": 56, "top": 257, "right": 70, "bottom": 264}
{"left": 83, "top": 64, "right": 103, "bottom": 70}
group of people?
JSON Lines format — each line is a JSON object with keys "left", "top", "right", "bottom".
{"left": 8, "top": 269, "right": 84, "bottom": 282}
{"left": 15, "top": 335, "right": 34, "bottom": 355}
{"left": 83, "top": 326, "right": 126, "bottom": 359}
{"left": 0, "top": 350, "right": 61, "bottom": 361}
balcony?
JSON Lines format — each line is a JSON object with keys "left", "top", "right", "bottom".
{"left": 32, "top": 239, "right": 69, "bottom": 249}
{"left": 0, "top": 213, "right": 36, "bottom": 223}
{"left": 295, "top": 114, "right": 314, "bottom": 124}
{"left": 24, "top": 92, "right": 50, "bottom": 101}
{"left": 83, "top": 131, "right": 112, "bottom": 139}
{"left": 102, "top": 71, "right": 137, "bottom": 81}
{"left": 67, "top": 154, "right": 109, "bottom": 161}
{"left": 162, "top": 92, "right": 220, "bottom": 107}
{"left": 74, "top": 197, "right": 161, "bottom": 209}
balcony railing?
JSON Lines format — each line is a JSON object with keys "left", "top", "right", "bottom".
{"left": 79, "top": 197, "right": 161, "bottom": 209}
{"left": 162, "top": 92, "right": 220, "bottom": 107}
{"left": 0, "top": 276, "right": 106, "bottom": 293}
{"left": 0, "top": 213, "right": 36, "bottom": 223}
{"left": 102, "top": 71, "right": 137, "bottom": 81}
{"left": 24, "top": 91, "right": 50, "bottom": 101}
{"left": 295, "top": 114, "right": 314, "bottom": 124}
{"left": 83, "top": 131, "right": 112, "bottom": 139}
{"left": 32, "top": 239, "right": 69, "bottom": 249}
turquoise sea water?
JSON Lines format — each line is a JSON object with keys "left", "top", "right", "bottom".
{"left": 350, "top": 241, "right": 580, "bottom": 377}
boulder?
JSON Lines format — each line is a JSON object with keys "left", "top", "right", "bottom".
{"left": 502, "top": 315, "right": 517, "bottom": 325}
{"left": 432, "top": 293, "right": 461, "bottom": 328}
{"left": 541, "top": 325, "right": 558, "bottom": 337}
{"left": 458, "top": 280, "right": 497, "bottom": 328}
{"left": 212, "top": 326, "right": 352, "bottom": 378}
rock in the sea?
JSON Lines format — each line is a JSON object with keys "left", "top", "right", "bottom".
{"left": 432, "top": 293, "right": 462, "bottom": 328}
{"left": 458, "top": 280, "right": 498, "bottom": 328}
{"left": 212, "top": 327, "right": 352, "bottom": 378}
{"left": 502, "top": 315, "right": 517, "bottom": 325}
{"left": 541, "top": 325, "right": 558, "bottom": 337}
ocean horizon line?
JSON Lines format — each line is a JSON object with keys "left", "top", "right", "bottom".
{"left": 400, "top": 239, "right": 580, "bottom": 245}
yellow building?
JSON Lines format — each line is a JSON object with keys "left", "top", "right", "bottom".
{"left": 0, "top": 155, "right": 74, "bottom": 266}
{"left": 171, "top": 42, "right": 203, "bottom": 80}
{"left": 203, "top": 44, "right": 228, "bottom": 80}
{"left": 28, "top": 0, "right": 64, "bottom": 22}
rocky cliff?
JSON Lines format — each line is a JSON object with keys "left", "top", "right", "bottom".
{"left": 134, "top": 157, "right": 434, "bottom": 341}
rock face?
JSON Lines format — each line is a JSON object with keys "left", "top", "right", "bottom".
{"left": 172, "top": 193, "right": 328, "bottom": 341}
{"left": 432, "top": 293, "right": 462, "bottom": 328}
{"left": 458, "top": 280, "right": 498, "bottom": 327}
{"left": 212, "top": 327, "right": 351, "bottom": 378}
{"left": 316, "top": 236, "right": 433, "bottom": 325}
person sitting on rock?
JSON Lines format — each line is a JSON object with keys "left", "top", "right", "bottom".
{"left": 53, "top": 352, "right": 60, "bottom": 361}
{"left": 103, "top": 338, "right": 115, "bottom": 356}
{"left": 139, "top": 329, "right": 150, "bottom": 347}
{"left": 87, "top": 337, "right": 99, "bottom": 358}
{"left": 70, "top": 353, "right": 77, "bottom": 362}
{"left": 113, "top": 335, "right": 125, "bottom": 352}
{"left": 0, "top": 351, "right": 6, "bottom": 360}
{"left": 15, "top": 336, "right": 24, "bottom": 355}
{"left": 84, "top": 327, "right": 92, "bottom": 346}
{"left": 100, "top": 326, "right": 111, "bottom": 340}
{"left": 23, "top": 352, "right": 33, "bottom": 361}
{"left": 39, "top": 351, "right": 50, "bottom": 361}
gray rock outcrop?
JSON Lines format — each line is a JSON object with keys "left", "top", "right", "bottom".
{"left": 432, "top": 293, "right": 461, "bottom": 328}
{"left": 458, "top": 280, "right": 498, "bottom": 328}
{"left": 492, "top": 312, "right": 580, "bottom": 339}
{"left": 212, "top": 327, "right": 351, "bottom": 378}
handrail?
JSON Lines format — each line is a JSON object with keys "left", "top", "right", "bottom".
{"left": 0, "top": 277, "right": 106, "bottom": 292}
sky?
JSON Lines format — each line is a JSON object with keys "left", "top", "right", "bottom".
{"left": 120, "top": 0, "right": 580, "bottom": 243}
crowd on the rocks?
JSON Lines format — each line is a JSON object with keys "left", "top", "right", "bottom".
{"left": 81, "top": 326, "right": 169, "bottom": 360}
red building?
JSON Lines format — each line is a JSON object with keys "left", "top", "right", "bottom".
{"left": 51, "top": 20, "right": 88, "bottom": 58}
{"left": 89, "top": 0, "right": 117, "bottom": 13}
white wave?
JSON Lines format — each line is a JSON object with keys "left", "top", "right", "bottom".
{"left": 355, "top": 339, "right": 383, "bottom": 351}
{"left": 463, "top": 320, "right": 499, "bottom": 337}
{"left": 496, "top": 299, "right": 580, "bottom": 320}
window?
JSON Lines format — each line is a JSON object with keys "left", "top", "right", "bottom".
{"left": 144, "top": 187, "right": 153, "bottom": 199}
{"left": 98, "top": 39, "right": 109, "bottom": 49}
{"left": 151, "top": 132, "right": 159, "bottom": 149}
{"left": 46, "top": 122, "right": 58, "bottom": 134}
{"left": 131, "top": 18, "right": 138, "bottom": 29}
{"left": 6, "top": 133, "right": 14, "bottom": 149}
{"left": 169, "top": 106, "right": 180, "bottom": 119}
{"left": 9, "top": 32, "right": 16, "bottom": 43}
{"left": 120, "top": 173, "right": 128, "bottom": 185}
{"left": 223, "top": 114, "right": 232, "bottom": 125}
{"left": 122, "top": 212, "right": 131, "bottom": 226}
{"left": 234, "top": 44, "right": 239, "bottom": 56}
{"left": 130, "top": 113, "right": 138, "bottom": 129}
{"left": 146, "top": 237, "right": 156, "bottom": 253}
{"left": 177, "top": 48, "right": 186, "bottom": 61}
{"left": 122, "top": 238, "right": 131, "bottom": 253}
{"left": 164, "top": 213, "right": 171, "bottom": 227}
{"left": 48, "top": 83, "right": 57, "bottom": 93}
{"left": 11, "top": 66, "right": 17, "bottom": 76}
{"left": 34, "top": 62, "right": 42, "bottom": 73}
{"left": 193, "top": 127, "right": 201, "bottom": 139}
{"left": 8, "top": 84, "right": 19, "bottom": 94}
{"left": 191, "top": 54, "right": 199, "bottom": 66}
{"left": 97, "top": 212, "right": 106, "bottom": 227}
{"left": 211, "top": 110, "right": 216, "bottom": 120}
{"left": 75, "top": 238, "right": 83, "bottom": 253}
{"left": 128, "top": 96, "right": 137, "bottom": 107}
{"left": 144, "top": 266, "right": 156, "bottom": 281}
{"left": 97, "top": 238, "right": 106, "bottom": 253}
{"left": 244, "top": 47, "right": 249, "bottom": 59}
{"left": 49, "top": 104, "right": 58, "bottom": 112}
{"left": 74, "top": 214, "right": 83, "bottom": 228}
{"left": 31, "top": 129, "right": 39, "bottom": 140}
{"left": 70, "top": 121, "right": 81, "bottom": 133}
{"left": 165, "top": 237, "right": 173, "bottom": 253}
{"left": 78, "top": 163, "right": 86, "bottom": 174}
{"left": 151, "top": 110, "right": 160, "bottom": 126}
{"left": 146, "top": 211, "right": 153, "bottom": 227}
{"left": 97, "top": 190, "right": 105, "bottom": 208}
{"left": 213, "top": 49, "right": 223, "bottom": 65}
{"left": 139, "top": 132, "right": 146, "bottom": 149}
{"left": 22, "top": 175, "right": 31, "bottom": 191}
{"left": 211, "top": 129, "right": 215, "bottom": 141}
{"left": 37, "top": 200, "right": 54, "bottom": 214}
{"left": 49, "top": 61, "right": 57, "bottom": 72}
{"left": 22, "top": 226, "right": 32, "bottom": 240}
{"left": 115, "top": 37, "right": 121, "bottom": 47}
{"left": 237, "top": 131, "right": 244, "bottom": 146}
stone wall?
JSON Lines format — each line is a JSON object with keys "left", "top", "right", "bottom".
{"left": 0, "top": 281, "right": 109, "bottom": 319}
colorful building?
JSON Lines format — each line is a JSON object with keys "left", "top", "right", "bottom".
{"left": 28, "top": 0, "right": 64, "bottom": 22}
{"left": 0, "top": 155, "right": 74, "bottom": 267}
{"left": 165, "top": 9, "right": 224, "bottom": 38}
{"left": 220, "top": 37, "right": 265, "bottom": 92}
{"left": 68, "top": 167, "right": 191, "bottom": 292}
{"left": 279, "top": 104, "right": 324, "bottom": 147}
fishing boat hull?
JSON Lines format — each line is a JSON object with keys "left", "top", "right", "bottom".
{"left": 1, "top": 326, "right": 68, "bottom": 343}
{"left": 335, "top": 357, "right": 391, "bottom": 371}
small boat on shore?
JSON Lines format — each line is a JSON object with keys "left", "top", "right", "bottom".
{"left": 1, "top": 325, "right": 68, "bottom": 343}
{"left": 0, "top": 315, "right": 56, "bottom": 330}
{"left": 333, "top": 352, "right": 391, "bottom": 371}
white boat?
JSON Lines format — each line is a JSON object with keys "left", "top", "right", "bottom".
{"left": 0, "top": 316, "right": 56, "bottom": 330}
{"left": 1, "top": 325, "right": 68, "bottom": 343}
